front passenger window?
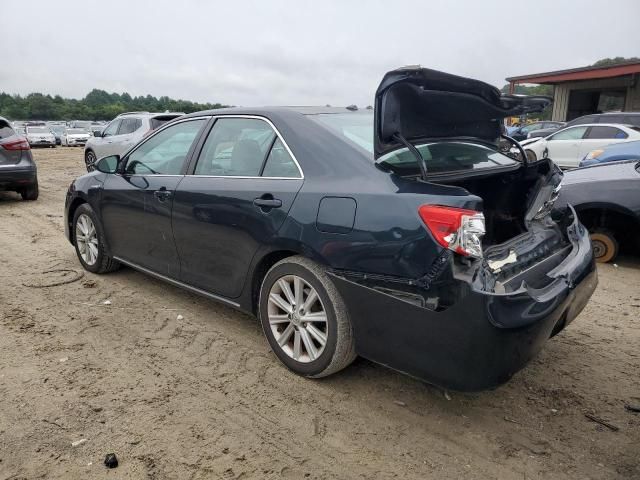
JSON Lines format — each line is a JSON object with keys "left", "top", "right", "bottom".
{"left": 102, "top": 120, "right": 121, "bottom": 137}
{"left": 125, "top": 120, "right": 205, "bottom": 175}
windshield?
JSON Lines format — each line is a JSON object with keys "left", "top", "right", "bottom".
{"left": 27, "top": 127, "right": 50, "bottom": 134}
{"left": 309, "top": 112, "right": 518, "bottom": 175}
{"left": 67, "top": 128, "right": 86, "bottom": 134}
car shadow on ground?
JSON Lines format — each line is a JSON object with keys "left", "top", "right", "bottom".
{"left": 0, "top": 191, "right": 23, "bottom": 203}
{"left": 105, "top": 260, "right": 622, "bottom": 410}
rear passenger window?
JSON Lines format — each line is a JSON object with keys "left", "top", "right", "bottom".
{"left": 194, "top": 118, "right": 276, "bottom": 176}
{"left": 0, "top": 120, "right": 15, "bottom": 139}
{"left": 262, "top": 138, "right": 299, "bottom": 177}
{"left": 586, "top": 126, "right": 628, "bottom": 139}
{"left": 549, "top": 127, "right": 588, "bottom": 141}
{"left": 118, "top": 118, "right": 141, "bottom": 135}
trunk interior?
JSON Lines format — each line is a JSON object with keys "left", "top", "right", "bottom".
{"left": 436, "top": 160, "right": 557, "bottom": 246}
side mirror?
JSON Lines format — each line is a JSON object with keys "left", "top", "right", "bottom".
{"left": 95, "top": 155, "right": 120, "bottom": 174}
{"left": 93, "top": 130, "right": 103, "bottom": 137}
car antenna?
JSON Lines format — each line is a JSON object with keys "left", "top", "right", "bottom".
{"left": 392, "top": 132, "right": 428, "bottom": 181}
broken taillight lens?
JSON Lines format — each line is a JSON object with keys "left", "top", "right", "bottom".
{"left": 418, "top": 205, "right": 485, "bottom": 258}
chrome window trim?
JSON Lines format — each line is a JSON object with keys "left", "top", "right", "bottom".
{"left": 195, "top": 114, "right": 304, "bottom": 180}
{"left": 185, "top": 175, "right": 302, "bottom": 180}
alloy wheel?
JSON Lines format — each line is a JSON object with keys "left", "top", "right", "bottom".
{"left": 75, "top": 214, "right": 99, "bottom": 265}
{"left": 267, "top": 275, "right": 328, "bottom": 363}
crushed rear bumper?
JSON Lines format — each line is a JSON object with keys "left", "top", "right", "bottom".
{"left": 330, "top": 211, "right": 597, "bottom": 391}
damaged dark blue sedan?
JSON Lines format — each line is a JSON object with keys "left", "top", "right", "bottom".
{"left": 64, "top": 67, "right": 597, "bottom": 391}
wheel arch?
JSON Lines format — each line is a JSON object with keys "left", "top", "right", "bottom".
{"left": 573, "top": 202, "right": 640, "bottom": 239}
{"left": 249, "top": 249, "right": 304, "bottom": 315}
{"left": 67, "top": 197, "right": 89, "bottom": 243}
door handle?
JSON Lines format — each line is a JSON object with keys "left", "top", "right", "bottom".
{"left": 154, "top": 187, "right": 172, "bottom": 202}
{"left": 253, "top": 195, "right": 282, "bottom": 209}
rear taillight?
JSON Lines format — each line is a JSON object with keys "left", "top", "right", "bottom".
{"left": 0, "top": 137, "right": 31, "bottom": 151}
{"left": 418, "top": 205, "right": 485, "bottom": 258}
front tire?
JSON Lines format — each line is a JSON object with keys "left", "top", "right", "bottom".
{"left": 72, "top": 204, "right": 120, "bottom": 273}
{"left": 259, "top": 256, "right": 356, "bottom": 378}
{"left": 85, "top": 150, "right": 97, "bottom": 172}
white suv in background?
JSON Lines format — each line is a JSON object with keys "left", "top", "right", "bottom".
{"left": 84, "top": 111, "right": 183, "bottom": 170}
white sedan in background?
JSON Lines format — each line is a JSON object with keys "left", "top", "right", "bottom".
{"left": 518, "top": 123, "right": 640, "bottom": 169}
{"left": 61, "top": 128, "right": 91, "bottom": 147}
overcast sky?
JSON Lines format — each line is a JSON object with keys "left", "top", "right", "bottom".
{"left": 2, "top": 0, "right": 638, "bottom": 107}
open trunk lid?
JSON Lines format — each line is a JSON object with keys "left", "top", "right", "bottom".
{"left": 374, "top": 66, "right": 551, "bottom": 159}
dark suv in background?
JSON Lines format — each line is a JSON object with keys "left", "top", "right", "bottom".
{"left": 0, "top": 116, "right": 38, "bottom": 200}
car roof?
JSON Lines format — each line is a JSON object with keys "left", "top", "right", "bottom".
{"left": 117, "top": 111, "right": 185, "bottom": 118}
{"left": 182, "top": 106, "right": 371, "bottom": 118}
{"left": 562, "top": 123, "right": 635, "bottom": 129}
{"left": 596, "top": 111, "right": 640, "bottom": 116}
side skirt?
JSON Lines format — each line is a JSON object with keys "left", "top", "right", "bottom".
{"left": 112, "top": 256, "right": 242, "bottom": 309}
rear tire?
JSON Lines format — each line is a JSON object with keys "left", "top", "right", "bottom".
{"left": 590, "top": 230, "right": 618, "bottom": 263}
{"left": 259, "top": 256, "right": 356, "bottom": 378}
{"left": 20, "top": 182, "right": 39, "bottom": 201}
{"left": 72, "top": 204, "right": 121, "bottom": 274}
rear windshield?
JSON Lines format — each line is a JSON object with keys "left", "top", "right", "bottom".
{"left": 0, "top": 120, "right": 15, "bottom": 139}
{"left": 310, "top": 112, "right": 517, "bottom": 174}
{"left": 380, "top": 142, "right": 518, "bottom": 175}
{"left": 310, "top": 113, "right": 374, "bottom": 152}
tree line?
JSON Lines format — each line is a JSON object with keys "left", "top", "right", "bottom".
{"left": 0, "top": 89, "right": 228, "bottom": 121}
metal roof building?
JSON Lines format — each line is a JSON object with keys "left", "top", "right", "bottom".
{"left": 506, "top": 61, "right": 640, "bottom": 122}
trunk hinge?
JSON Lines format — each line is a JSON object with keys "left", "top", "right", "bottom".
{"left": 392, "top": 132, "right": 428, "bottom": 181}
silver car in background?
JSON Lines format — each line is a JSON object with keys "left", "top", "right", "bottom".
{"left": 83, "top": 111, "right": 183, "bottom": 170}
{"left": 61, "top": 128, "right": 91, "bottom": 146}
{"left": 25, "top": 126, "right": 56, "bottom": 148}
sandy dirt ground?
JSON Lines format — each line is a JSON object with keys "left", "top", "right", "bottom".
{"left": 0, "top": 147, "right": 638, "bottom": 480}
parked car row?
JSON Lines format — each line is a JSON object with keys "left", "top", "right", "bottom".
{"left": 9, "top": 119, "right": 109, "bottom": 149}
